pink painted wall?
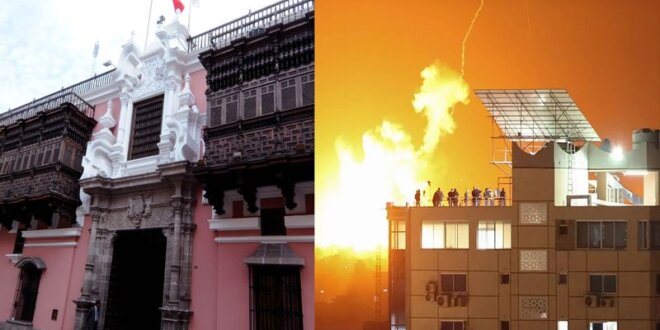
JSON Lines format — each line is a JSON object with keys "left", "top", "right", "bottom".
{"left": 189, "top": 70, "right": 208, "bottom": 114}
{"left": 0, "top": 218, "right": 92, "bottom": 329}
{"left": 0, "top": 229, "right": 20, "bottom": 320}
{"left": 189, "top": 188, "right": 217, "bottom": 330}
{"left": 216, "top": 243, "right": 256, "bottom": 330}
{"left": 90, "top": 97, "right": 121, "bottom": 135}
{"left": 22, "top": 244, "right": 76, "bottom": 329}
{"left": 61, "top": 215, "right": 92, "bottom": 329}
{"left": 290, "top": 242, "right": 315, "bottom": 330}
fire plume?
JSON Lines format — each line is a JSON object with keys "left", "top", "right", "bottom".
{"left": 318, "top": 63, "right": 469, "bottom": 251}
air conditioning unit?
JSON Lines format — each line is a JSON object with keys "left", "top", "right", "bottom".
{"left": 584, "top": 295, "right": 599, "bottom": 307}
{"left": 425, "top": 281, "right": 438, "bottom": 302}
{"left": 437, "top": 294, "right": 450, "bottom": 307}
{"left": 454, "top": 294, "right": 468, "bottom": 307}
{"left": 599, "top": 296, "right": 614, "bottom": 307}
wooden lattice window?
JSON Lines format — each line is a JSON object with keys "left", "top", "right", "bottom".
{"left": 129, "top": 95, "right": 163, "bottom": 160}
{"left": 250, "top": 265, "right": 303, "bottom": 330}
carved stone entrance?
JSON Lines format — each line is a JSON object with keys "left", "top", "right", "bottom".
{"left": 104, "top": 229, "right": 166, "bottom": 329}
{"left": 73, "top": 162, "right": 195, "bottom": 330}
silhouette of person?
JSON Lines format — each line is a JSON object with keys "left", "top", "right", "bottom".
{"left": 414, "top": 189, "right": 421, "bottom": 207}
{"left": 433, "top": 188, "right": 440, "bottom": 207}
{"left": 86, "top": 300, "right": 100, "bottom": 330}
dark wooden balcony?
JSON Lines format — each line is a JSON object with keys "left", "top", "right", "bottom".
{"left": 0, "top": 93, "right": 96, "bottom": 229}
{"left": 196, "top": 105, "right": 313, "bottom": 215}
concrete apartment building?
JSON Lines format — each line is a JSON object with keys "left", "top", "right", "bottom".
{"left": 387, "top": 90, "right": 660, "bottom": 330}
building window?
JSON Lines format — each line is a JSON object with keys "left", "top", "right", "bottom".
{"left": 651, "top": 221, "right": 660, "bottom": 250}
{"left": 260, "top": 208, "right": 286, "bottom": 236}
{"left": 390, "top": 220, "right": 406, "bottom": 250}
{"left": 639, "top": 220, "right": 648, "bottom": 249}
{"left": 500, "top": 321, "right": 510, "bottom": 330}
{"left": 477, "top": 221, "right": 511, "bottom": 249}
{"left": 558, "top": 273, "right": 568, "bottom": 285}
{"left": 129, "top": 95, "right": 163, "bottom": 160}
{"left": 12, "top": 263, "right": 43, "bottom": 323}
{"left": 440, "top": 274, "right": 467, "bottom": 293}
{"left": 440, "top": 321, "right": 465, "bottom": 330}
{"left": 500, "top": 274, "right": 510, "bottom": 284}
{"left": 576, "top": 221, "right": 627, "bottom": 249}
{"left": 249, "top": 265, "right": 303, "bottom": 330}
{"left": 589, "top": 321, "right": 617, "bottom": 330}
{"left": 558, "top": 321, "right": 568, "bottom": 330}
{"left": 12, "top": 228, "right": 25, "bottom": 254}
{"left": 421, "top": 222, "right": 469, "bottom": 249}
{"left": 589, "top": 274, "right": 616, "bottom": 294}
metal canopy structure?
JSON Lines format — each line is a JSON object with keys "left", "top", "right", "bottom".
{"left": 474, "top": 89, "right": 600, "bottom": 142}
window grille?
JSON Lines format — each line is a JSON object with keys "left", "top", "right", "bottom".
{"left": 12, "top": 263, "right": 42, "bottom": 322}
{"left": 250, "top": 265, "right": 303, "bottom": 330}
{"left": 129, "top": 95, "right": 163, "bottom": 160}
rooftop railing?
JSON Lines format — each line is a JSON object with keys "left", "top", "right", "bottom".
{"left": 2, "top": 0, "right": 315, "bottom": 127}
{"left": 1, "top": 70, "right": 113, "bottom": 126}
{"left": 187, "top": 0, "right": 314, "bottom": 52}
{"left": 0, "top": 92, "right": 96, "bottom": 127}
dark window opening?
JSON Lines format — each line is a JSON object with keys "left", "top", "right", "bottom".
{"left": 250, "top": 265, "right": 303, "bottom": 330}
{"left": 129, "top": 95, "right": 163, "bottom": 160}
{"left": 651, "top": 221, "right": 660, "bottom": 250}
{"left": 440, "top": 321, "right": 465, "bottom": 330}
{"left": 12, "top": 263, "right": 42, "bottom": 322}
{"left": 233, "top": 200, "right": 244, "bottom": 218}
{"left": 589, "top": 274, "right": 616, "bottom": 294}
{"left": 440, "top": 274, "right": 466, "bottom": 292}
{"left": 304, "top": 194, "right": 314, "bottom": 214}
{"left": 500, "top": 274, "right": 509, "bottom": 284}
{"left": 260, "top": 208, "right": 286, "bottom": 236}
{"left": 558, "top": 273, "right": 568, "bottom": 285}
{"left": 13, "top": 228, "right": 25, "bottom": 254}
{"left": 639, "top": 221, "right": 648, "bottom": 249}
{"left": 576, "top": 221, "right": 627, "bottom": 249}
{"left": 500, "top": 321, "right": 510, "bottom": 330}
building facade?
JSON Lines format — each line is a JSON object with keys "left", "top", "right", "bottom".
{"left": 387, "top": 91, "right": 659, "bottom": 330}
{"left": 0, "top": 1, "right": 314, "bottom": 329}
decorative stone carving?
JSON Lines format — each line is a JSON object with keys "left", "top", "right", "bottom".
{"left": 82, "top": 100, "right": 117, "bottom": 179}
{"left": 133, "top": 56, "right": 166, "bottom": 100}
{"left": 127, "top": 194, "right": 153, "bottom": 228}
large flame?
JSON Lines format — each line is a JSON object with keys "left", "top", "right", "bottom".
{"left": 318, "top": 63, "right": 469, "bottom": 251}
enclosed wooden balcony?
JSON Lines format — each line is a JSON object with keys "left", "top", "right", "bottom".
{"left": 0, "top": 93, "right": 96, "bottom": 229}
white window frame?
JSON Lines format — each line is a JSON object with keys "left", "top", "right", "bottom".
{"left": 421, "top": 221, "right": 469, "bottom": 249}
{"left": 477, "top": 220, "right": 511, "bottom": 249}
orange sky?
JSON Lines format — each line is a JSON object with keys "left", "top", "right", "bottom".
{"left": 316, "top": 0, "right": 659, "bottom": 248}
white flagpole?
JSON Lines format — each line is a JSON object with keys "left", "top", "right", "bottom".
{"left": 187, "top": 0, "right": 192, "bottom": 31}
{"left": 144, "top": 0, "right": 155, "bottom": 49}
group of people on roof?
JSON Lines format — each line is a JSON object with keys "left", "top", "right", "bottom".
{"left": 414, "top": 185, "right": 506, "bottom": 207}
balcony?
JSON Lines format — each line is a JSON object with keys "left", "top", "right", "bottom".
{"left": 188, "top": 0, "right": 314, "bottom": 52}
{"left": 0, "top": 93, "right": 96, "bottom": 229}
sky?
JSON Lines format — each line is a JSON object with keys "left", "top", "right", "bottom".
{"left": 0, "top": 0, "right": 278, "bottom": 112}
{"left": 316, "top": 0, "right": 659, "bottom": 249}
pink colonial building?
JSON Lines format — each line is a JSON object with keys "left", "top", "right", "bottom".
{"left": 0, "top": 1, "right": 314, "bottom": 329}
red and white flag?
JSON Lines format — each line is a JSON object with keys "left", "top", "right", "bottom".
{"left": 173, "top": 0, "right": 185, "bottom": 13}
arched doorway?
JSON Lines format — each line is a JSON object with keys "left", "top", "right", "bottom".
{"left": 13, "top": 257, "right": 46, "bottom": 323}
